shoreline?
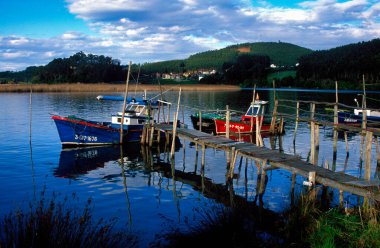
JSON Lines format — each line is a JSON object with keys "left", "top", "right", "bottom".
{"left": 0, "top": 83, "right": 241, "bottom": 93}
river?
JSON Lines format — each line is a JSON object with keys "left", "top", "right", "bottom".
{"left": 0, "top": 89, "right": 379, "bottom": 245}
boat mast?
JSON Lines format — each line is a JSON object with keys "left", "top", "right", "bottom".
{"left": 120, "top": 61, "right": 132, "bottom": 144}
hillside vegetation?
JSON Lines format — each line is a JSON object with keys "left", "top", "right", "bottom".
{"left": 142, "top": 42, "right": 312, "bottom": 73}
{"left": 297, "top": 39, "right": 380, "bottom": 89}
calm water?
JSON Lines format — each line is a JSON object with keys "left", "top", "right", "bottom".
{"left": 0, "top": 89, "right": 379, "bottom": 245}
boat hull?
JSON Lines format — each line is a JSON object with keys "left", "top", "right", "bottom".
{"left": 190, "top": 114, "right": 216, "bottom": 133}
{"left": 214, "top": 119, "right": 284, "bottom": 135}
{"left": 338, "top": 112, "right": 380, "bottom": 127}
{"left": 52, "top": 116, "right": 143, "bottom": 146}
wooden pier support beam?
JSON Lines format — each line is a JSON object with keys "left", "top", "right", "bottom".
{"left": 226, "top": 105, "right": 230, "bottom": 138}
{"left": 198, "top": 111, "right": 202, "bottom": 132}
{"left": 170, "top": 88, "right": 181, "bottom": 159}
{"left": 364, "top": 131, "right": 373, "bottom": 181}
{"left": 344, "top": 131, "right": 349, "bottom": 155}
{"left": 293, "top": 101, "right": 300, "bottom": 144}
{"left": 270, "top": 100, "right": 278, "bottom": 134}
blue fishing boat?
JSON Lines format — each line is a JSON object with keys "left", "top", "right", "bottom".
{"left": 338, "top": 98, "right": 380, "bottom": 127}
{"left": 52, "top": 97, "right": 166, "bottom": 146}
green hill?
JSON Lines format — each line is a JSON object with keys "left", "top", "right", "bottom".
{"left": 142, "top": 42, "right": 313, "bottom": 73}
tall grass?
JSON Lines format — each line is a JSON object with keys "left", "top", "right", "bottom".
{"left": 282, "top": 189, "right": 380, "bottom": 248}
{"left": 0, "top": 191, "right": 137, "bottom": 248}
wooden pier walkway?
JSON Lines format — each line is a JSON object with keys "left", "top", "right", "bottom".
{"left": 154, "top": 124, "right": 380, "bottom": 201}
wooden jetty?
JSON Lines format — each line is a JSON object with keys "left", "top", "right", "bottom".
{"left": 151, "top": 124, "right": 380, "bottom": 201}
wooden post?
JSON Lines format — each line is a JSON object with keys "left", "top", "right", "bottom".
{"left": 255, "top": 112, "right": 259, "bottom": 146}
{"left": 226, "top": 105, "right": 230, "bottom": 138}
{"left": 344, "top": 131, "right": 349, "bottom": 155}
{"left": 140, "top": 125, "right": 147, "bottom": 145}
{"left": 293, "top": 101, "right": 299, "bottom": 144}
{"left": 120, "top": 61, "right": 132, "bottom": 144}
{"left": 270, "top": 100, "right": 278, "bottom": 134}
{"left": 315, "top": 124, "right": 320, "bottom": 150}
{"left": 194, "top": 143, "right": 199, "bottom": 173}
{"left": 201, "top": 144, "right": 206, "bottom": 169}
{"left": 310, "top": 103, "right": 316, "bottom": 165}
{"left": 362, "top": 75, "right": 367, "bottom": 131}
{"left": 170, "top": 88, "right": 181, "bottom": 158}
{"left": 149, "top": 125, "right": 155, "bottom": 147}
{"left": 279, "top": 117, "right": 284, "bottom": 134}
{"left": 333, "top": 103, "right": 338, "bottom": 157}
{"left": 251, "top": 84, "right": 256, "bottom": 132}
{"left": 309, "top": 171, "right": 316, "bottom": 188}
{"left": 229, "top": 147, "right": 237, "bottom": 179}
{"left": 198, "top": 111, "right": 202, "bottom": 131}
{"left": 364, "top": 131, "right": 373, "bottom": 181}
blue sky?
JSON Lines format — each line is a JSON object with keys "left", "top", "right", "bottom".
{"left": 1, "top": 0, "right": 379, "bottom": 71}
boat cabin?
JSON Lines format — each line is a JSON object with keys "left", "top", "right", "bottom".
{"left": 241, "top": 100, "right": 268, "bottom": 122}
{"left": 111, "top": 99, "right": 169, "bottom": 126}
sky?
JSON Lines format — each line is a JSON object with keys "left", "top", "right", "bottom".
{"left": 0, "top": 0, "right": 380, "bottom": 71}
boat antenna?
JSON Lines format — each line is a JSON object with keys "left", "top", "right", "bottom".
{"left": 120, "top": 61, "right": 132, "bottom": 144}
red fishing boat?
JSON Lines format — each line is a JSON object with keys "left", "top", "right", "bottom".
{"left": 214, "top": 99, "right": 284, "bottom": 135}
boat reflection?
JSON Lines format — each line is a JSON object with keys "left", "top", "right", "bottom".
{"left": 55, "top": 145, "right": 141, "bottom": 178}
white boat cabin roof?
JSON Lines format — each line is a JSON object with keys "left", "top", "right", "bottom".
{"left": 245, "top": 100, "right": 268, "bottom": 116}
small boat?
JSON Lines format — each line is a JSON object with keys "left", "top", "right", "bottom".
{"left": 214, "top": 100, "right": 284, "bottom": 135}
{"left": 52, "top": 97, "right": 167, "bottom": 146}
{"left": 338, "top": 98, "right": 380, "bottom": 127}
{"left": 190, "top": 111, "right": 226, "bottom": 133}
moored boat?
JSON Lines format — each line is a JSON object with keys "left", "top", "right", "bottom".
{"left": 214, "top": 100, "right": 284, "bottom": 135}
{"left": 338, "top": 98, "right": 380, "bottom": 127}
{"left": 190, "top": 111, "right": 226, "bottom": 133}
{"left": 52, "top": 97, "right": 166, "bottom": 146}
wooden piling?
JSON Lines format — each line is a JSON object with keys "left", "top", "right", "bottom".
{"left": 170, "top": 88, "right": 182, "bottom": 158}
{"left": 270, "top": 100, "right": 278, "bottom": 134}
{"left": 344, "top": 131, "right": 349, "bottom": 155}
{"left": 293, "top": 101, "right": 300, "bottom": 144}
{"left": 198, "top": 111, "right": 202, "bottom": 132}
{"left": 149, "top": 125, "right": 155, "bottom": 147}
{"left": 251, "top": 84, "right": 256, "bottom": 132}
{"left": 364, "top": 131, "right": 373, "bottom": 181}
{"left": 333, "top": 103, "right": 338, "bottom": 156}
{"left": 140, "top": 125, "right": 147, "bottom": 145}
{"left": 315, "top": 124, "right": 320, "bottom": 150}
{"left": 226, "top": 105, "right": 230, "bottom": 138}
{"left": 310, "top": 103, "right": 316, "bottom": 165}
{"left": 201, "top": 144, "right": 206, "bottom": 169}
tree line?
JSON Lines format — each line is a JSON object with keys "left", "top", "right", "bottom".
{"left": 1, "top": 40, "right": 380, "bottom": 90}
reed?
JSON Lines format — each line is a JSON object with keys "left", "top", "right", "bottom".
{"left": 0, "top": 83, "right": 240, "bottom": 93}
{"left": 0, "top": 191, "right": 137, "bottom": 248}
{"left": 282, "top": 189, "right": 380, "bottom": 248}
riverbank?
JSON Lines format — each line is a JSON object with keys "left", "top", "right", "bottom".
{"left": 0, "top": 83, "right": 241, "bottom": 93}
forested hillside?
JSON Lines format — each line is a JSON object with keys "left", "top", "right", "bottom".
{"left": 297, "top": 39, "right": 380, "bottom": 89}
{"left": 141, "top": 42, "right": 312, "bottom": 73}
